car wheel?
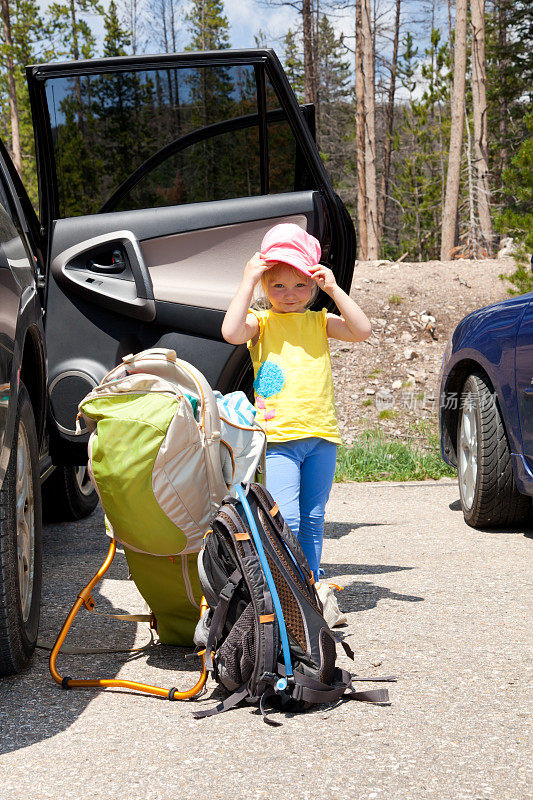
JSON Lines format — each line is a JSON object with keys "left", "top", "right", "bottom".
{"left": 457, "top": 373, "right": 531, "bottom": 528}
{"left": 0, "top": 385, "right": 42, "bottom": 675}
{"left": 42, "top": 464, "right": 98, "bottom": 521}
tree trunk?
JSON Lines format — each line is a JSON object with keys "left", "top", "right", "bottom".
{"left": 302, "top": 0, "right": 315, "bottom": 104}
{"left": 471, "top": 0, "right": 493, "bottom": 255}
{"left": 314, "top": 0, "right": 320, "bottom": 145}
{"left": 440, "top": 0, "right": 468, "bottom": 260}
{"left": 1, "top": 0, "right": 22, "bottom": 177}
{"left": 361, "top": 0, "right": 379, "bottom": 258}
{"left": 464, "top": 102, "right": 479, "bottom": 258}
{"left": 496, "top": 0, "right": 508, "bottom": 190}
{"left": 355, "top": 0, "right": 368, "bottom": 260}
{"left": 377, "top": 0, "right": 401, "bottom": 242}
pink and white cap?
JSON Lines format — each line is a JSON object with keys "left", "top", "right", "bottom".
{"left": 260, "top": 223, "right": 321, "bottom": 278}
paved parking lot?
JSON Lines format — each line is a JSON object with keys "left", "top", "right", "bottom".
{"left": 1, "top": 480, "right": 531, "bottom": 800}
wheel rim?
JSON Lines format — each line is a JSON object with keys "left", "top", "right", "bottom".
{"left": 16, "top": 422, "right": 35, "bottom": 622}
{"left": 458, "top": 395, "right": 478, "bottom": 511}
{"left": 75, "top": 466, "right": 94, "bottom": 497}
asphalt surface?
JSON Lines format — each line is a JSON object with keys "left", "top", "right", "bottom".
{"left": 1, "top": 480, "right": 531, "bottom": 800}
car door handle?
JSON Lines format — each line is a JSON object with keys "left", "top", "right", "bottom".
{"left": 88, "top": 249, "right": 126, "bottom": 273}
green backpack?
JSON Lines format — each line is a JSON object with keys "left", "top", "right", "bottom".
{"left": 77, "top": 348, "right": 265, "bottom": 645}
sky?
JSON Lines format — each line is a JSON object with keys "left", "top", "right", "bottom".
{"left": 35, "top": 0, "right": 450, "bottom": 100}
{"left": 35, "top": 0, "right": 357, "bottom": 62}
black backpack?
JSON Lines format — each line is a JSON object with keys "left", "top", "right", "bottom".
{"left": 193, "top": 482, "right": 395, "bottom": 724}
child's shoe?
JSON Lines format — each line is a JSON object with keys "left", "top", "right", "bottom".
{"left": 315, "top": 582, "right": 348, "bottom": 628}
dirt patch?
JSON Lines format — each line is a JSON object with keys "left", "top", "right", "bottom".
{"left": 331, "top": 257, "right": 518, "bottom": 447}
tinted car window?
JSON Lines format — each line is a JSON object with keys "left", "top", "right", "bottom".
{"left": 114, "top": 124, "right": 261, "bottom": 211}
{"left": 45, "top": 64, "right": 260, "bottom": 216}
{"left": 264, "top": 75, "right": 314, "bottom": 194}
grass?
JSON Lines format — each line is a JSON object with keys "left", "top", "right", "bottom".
{"left": 388, "top": 294, "right": 404, "bottom": 305}
{"left": 362, "top": 398, "right": 373, "bottom": 407}
{"left": 378, "top": 409, "right": 397, "bottom": 419}
{"left": 335, "top": 422, "right": 456, "bottom": 482}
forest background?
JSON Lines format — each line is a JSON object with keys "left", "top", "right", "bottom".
{"left": 1, "top": 0, "right": 531, "bottom": 271}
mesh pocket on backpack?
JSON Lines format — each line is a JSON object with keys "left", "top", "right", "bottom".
{"left": 216, "top": 603, "right": 256, "bottom": 690}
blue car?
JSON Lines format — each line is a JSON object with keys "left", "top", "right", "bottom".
{"left": 439, "top": 291, "right": 533, "bottom": 528}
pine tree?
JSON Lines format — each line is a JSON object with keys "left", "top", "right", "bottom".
{"left": 486, "top": 0, "right": 532, "bottom": 209}
{"left": 393, "top": 32, "right": 424, "bottom": 259}
{"left": 495, "top": 110, "right": 533, "bottom": 294}
{"left": 283, "top": 28, "right": 304, "bottom": 102}
{"left": 185, "top": 0, "right": 229, "bottom": 51}
{"left": 1, "top": 0, "right": 22, "bottom": 175}
{"left": 0, "top": 0, "right": 52, "bottom": 201}
{"left": 419, "top": 27, "right": 451, "bottom": 256}
{"left": 46, "top": 0, "right": 102, "bottom": 60}
{"left": 103, "top": 0, "right": 129, "bottom": 56}
{"left": 315, "top": 14, "right": 351, "bottom": 185}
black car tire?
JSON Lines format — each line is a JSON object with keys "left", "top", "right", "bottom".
{"left": 42, "top": 464, "right": 98, "bottom": 521}
{"left": 0, "top": 384, "right": 42, "bottom": 675}
{"left": 457, "top": 372, "right": 531, "bottom": 528}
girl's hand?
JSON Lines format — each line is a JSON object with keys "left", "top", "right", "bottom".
{"left": 243, "top": 252, "right": 270, "bottom": 287}
{"left": 309, "top": 264, "right": 337, "bottom": 294}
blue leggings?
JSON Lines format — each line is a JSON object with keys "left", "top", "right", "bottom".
{"left": 265, "top": 438, "right": 337, "bottom": 580}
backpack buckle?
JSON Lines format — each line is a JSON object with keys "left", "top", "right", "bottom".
{"left": 290, "top": 683, "right": 303, "bottom": 702}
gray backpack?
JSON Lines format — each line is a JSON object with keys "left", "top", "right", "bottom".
{"left": 193, "top": 482, "right": 395, "bottom": 724}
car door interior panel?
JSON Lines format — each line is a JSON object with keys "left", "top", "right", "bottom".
{"left": 45, "top": 194, "right": 319, "bottom": 447}
{"left": 143, "top": 212, "right": 310, "bottom": 310}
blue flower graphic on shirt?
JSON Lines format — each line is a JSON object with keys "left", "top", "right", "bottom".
{"left": 254, "top": 361, "right": 285, "bottom": 399}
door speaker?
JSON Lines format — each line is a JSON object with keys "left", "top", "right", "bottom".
{"left": 49, "top": 371, "right": 98, "bottom": 435}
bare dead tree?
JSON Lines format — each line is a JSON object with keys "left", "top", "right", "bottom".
{"left": 496, "top": 0, "right": 509, "bottom": 189}
{"left": 464, "top": 101, "right": 479, "bottom": 257}
{"left": 377, "top": 0, "right": 401, "bottom": 243}
{"left": 260, "top": 0, "right": 317, "bottom": 105}
{"left": 471, "top": 0, "right": 493, "bottom": 254}
{"left": 355, "top": 0, "right": 368, "bottom": 259}
{"left": 361, "top": 0, "right": 379, "bottom": 257}
{"left": 119, "top": 0, "right": 145, "bottom": 53}
{"left": 441, "top": 0, "right": 467, "bottom": 260}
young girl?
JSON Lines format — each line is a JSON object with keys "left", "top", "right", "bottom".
{"left": 221, "top": 223, "right": 372, "bottom": 587}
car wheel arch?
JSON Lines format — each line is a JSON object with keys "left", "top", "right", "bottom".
{"left": 20, "top": 326, "right": 46, "bottom": 449}
{"left": 442, "top": 359, "right": 497, "bottom": 467}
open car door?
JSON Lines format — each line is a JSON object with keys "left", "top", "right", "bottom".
{"left": 26, "top": 49, "right": 355, "bottom": 463}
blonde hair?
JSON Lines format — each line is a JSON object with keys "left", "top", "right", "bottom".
{"left": 253, "top": 262, "right": 319, "bottom": 310}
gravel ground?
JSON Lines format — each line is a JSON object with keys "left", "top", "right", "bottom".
{"left": 1, "top": 484, "right": 531, "bottom": 800}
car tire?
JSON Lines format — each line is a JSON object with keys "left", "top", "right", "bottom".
{"left": 457, "top": 372, "right": 531, "bottom": 528}
{"left": 0, "top": 384, "right": 42, "bottom": 676}
{"left": 42, "top": 464, "right": 98, "bottom": 522}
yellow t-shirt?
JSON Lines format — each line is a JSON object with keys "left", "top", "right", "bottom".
{"left": 247, "top": 308, "right": 341, "bottom": 444}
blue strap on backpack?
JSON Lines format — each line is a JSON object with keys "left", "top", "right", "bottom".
{"left": 235, "top": 484, "right": 294, "bottom": 679}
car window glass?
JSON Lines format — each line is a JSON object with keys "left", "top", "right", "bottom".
{"left": 115, "top": 121, "right": 261, "bottom": 211}
{"left": 0, "top": 181, "right": 19, "bottom": 244}
{"left": 264, "top": 75, "right": 313, "bottom": 194}
{"left": 44, "top": 64, "right": 260, "bottom": 217}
